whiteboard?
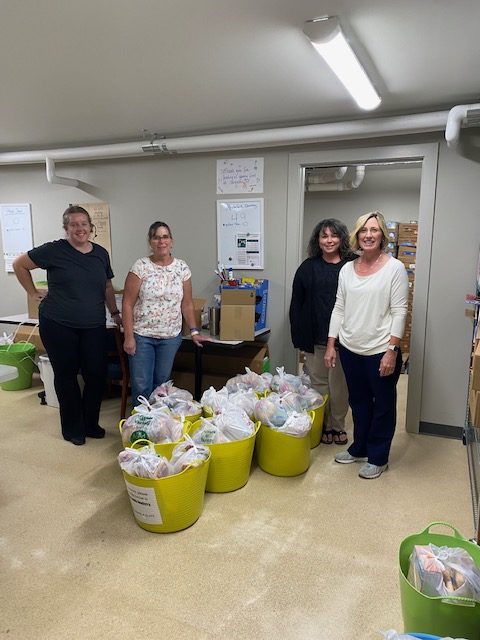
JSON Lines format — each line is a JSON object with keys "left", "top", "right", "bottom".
{"left": 216, "top": 199, "right": 264, "bottom": 270}
{"left": 0, "top": 203, "right": 33, "bottom": 272}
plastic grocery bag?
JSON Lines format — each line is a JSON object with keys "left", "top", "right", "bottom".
{"left": 408, "top": 544, "right": 480, "bottom": 601}
{"left": 380, "top": 630, "right": 468, "bottom": 640}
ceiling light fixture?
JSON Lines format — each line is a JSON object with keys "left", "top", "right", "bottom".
{"left": 303, "top": 16, "right": 381, "bottom": 111}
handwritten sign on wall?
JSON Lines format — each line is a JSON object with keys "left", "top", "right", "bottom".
{"left": 216, "top": 158, "right": 264, "bottom": 194}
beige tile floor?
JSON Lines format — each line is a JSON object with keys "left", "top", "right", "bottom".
{"left": 0, "top": 374, "right": 473, "bottom": 640}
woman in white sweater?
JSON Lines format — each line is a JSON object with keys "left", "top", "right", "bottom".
{"left": 325, "top": 211, "right": 408, "bottom": 479}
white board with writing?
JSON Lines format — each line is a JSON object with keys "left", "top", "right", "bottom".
{"left": 217, "top": 199, "right": 264, "bottom": 270}
{"left": 0, "top": 203, "right": 33, "bottom": 272}
{"left": 216, "top": 158, "right": 264, "bottom": 194}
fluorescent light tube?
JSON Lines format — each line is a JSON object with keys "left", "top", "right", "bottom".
{"left": 304, "top": 17, "right": 381, "bottom": 111}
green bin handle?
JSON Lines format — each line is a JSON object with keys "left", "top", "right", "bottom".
{"left": 421, "top": 521, "right": 466, "bottom": 540}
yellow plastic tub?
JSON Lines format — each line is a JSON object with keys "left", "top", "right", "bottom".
{"left": 189, "top": 419, "right": 260, "bottom": 492}
{"left": 121, "top": 452, "right": 210, "bottom": 533}
{"left": 255, "top": 422, "right": 311, "bottom": 477}
{"left": 309, "top": 394, "right": 328, "bottom": 448}
{"left": 118, "top": 419, "right": 187, "bottom": 458}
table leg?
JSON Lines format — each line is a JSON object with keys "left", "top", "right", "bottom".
{"left": 194, "top": 344, "right": 203, "bottom": 400}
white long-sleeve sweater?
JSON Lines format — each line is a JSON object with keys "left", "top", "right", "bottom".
{"left": 328, "top": 257, "right": 409, "bottom": 356}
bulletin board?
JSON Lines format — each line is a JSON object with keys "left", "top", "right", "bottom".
{"left": 216, "top": 198, "right": 264, "bottom": 269}
{"left": 79, "top": 202, "right": 112, "bottom": 257}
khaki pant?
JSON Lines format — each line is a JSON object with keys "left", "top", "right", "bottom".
{"left": 304, "top": 344, "right": 349, "bottom": 432}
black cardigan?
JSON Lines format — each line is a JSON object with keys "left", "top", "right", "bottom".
{"left": 289, "top": 256, "right": 352, "bottom": 353}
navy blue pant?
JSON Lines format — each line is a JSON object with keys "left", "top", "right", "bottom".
{"left": 39, "top": 316, "right": 107, "bottom": 441}
{"left": 338, "top": 344, "right": 402, "bottom": 466}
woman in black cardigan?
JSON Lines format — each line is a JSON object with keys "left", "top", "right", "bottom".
{"left": 289, "top": 218, "right": 354, "bottom": 444}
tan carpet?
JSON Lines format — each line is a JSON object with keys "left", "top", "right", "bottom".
{"left": 0, "top": 374, "right": 473, "bottom": 639}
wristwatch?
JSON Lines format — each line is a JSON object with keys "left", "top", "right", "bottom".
{"left": 387, "top": 344, "right": 400, "bottom": 352}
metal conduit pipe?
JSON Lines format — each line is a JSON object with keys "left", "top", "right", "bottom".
{"left": 0, "top": 111, "right": 451, "bottom": 166}
{"left": 306, "top": 165, "right": 366, "bottom": 191}
{"left": 445, "top": 103, "right": 480, "bottom": 155}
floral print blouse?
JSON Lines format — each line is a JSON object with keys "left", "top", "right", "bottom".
{"left": 130, "top": 257, "right": 191, "bottom": 338}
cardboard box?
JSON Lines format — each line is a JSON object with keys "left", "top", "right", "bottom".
{"left": 471, "top": 339, "right": 480, "bottom": 390}
{"left": 397, "top": 246, "right": 417, "bottom": 261}
{"left": 220, "top": 280, "right": 269, "bottom": 337}
{"left": 181, "top": 298, "right": 206, "bottom": 336}
{"left": 398, "top": 222, "right": 418, "bottom": 243}
{"left": 13, "top": 325, "right": 46, "bottom": 354}
{"left": 27, "top": 282, "right": 48, "bottom": 319}
{"left": 469, "top": 388, "right": 480, "bottom": 427}
{"left": 220, "top": 288, "right": 255, "bottom": 341}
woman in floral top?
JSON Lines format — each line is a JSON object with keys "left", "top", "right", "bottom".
{"left": 122, "top": 221, "right": 208, "bottom": 405}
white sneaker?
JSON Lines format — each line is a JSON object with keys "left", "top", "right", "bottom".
{"left": 358, "top": 462, "right": 388, "bottom": 479}
{"left": 335, "top": 451, "right": 368, "bottom": 464}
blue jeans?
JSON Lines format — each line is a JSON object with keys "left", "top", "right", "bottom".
{"left": 128, "top": 332, "right": 183, "bottom": 406}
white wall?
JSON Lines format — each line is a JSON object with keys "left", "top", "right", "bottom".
{"left": 0, "top": 136, "right": 478, "bottom": 431}
{"left": 0, "top": 153, "right": 289, "bottom": 370}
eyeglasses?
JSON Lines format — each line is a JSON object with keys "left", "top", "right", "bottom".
{"left": 152, "top": 234, "right": 171, "bottom": 240}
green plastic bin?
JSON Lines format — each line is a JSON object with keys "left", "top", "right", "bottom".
{"left": 0, "top": 342, "right": 36, "bottom": 390}
{"left": 399, "top": 521, "right": 480, "bottom": 640}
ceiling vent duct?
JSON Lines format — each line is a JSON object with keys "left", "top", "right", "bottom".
{"left": 305, "top": 165, "right": 366, "bottom": 191}
{"left": 445, "top": 103, "right": 480, "bottom": 161}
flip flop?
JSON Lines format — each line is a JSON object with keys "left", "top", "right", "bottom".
{"left": 332, "top": 430, "right": 348, "bottom": 445}
{"left": 321, "top": 429, "right": 334, "bottom": 445}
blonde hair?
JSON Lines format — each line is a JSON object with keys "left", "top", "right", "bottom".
{"left": 350, "top": 211, "right": 389, "bottom": 252}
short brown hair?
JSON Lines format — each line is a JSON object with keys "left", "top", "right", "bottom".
{"left": 62, "top": 205, "right": 92, "bottom": 230}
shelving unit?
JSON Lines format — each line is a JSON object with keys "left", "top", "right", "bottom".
{"left": 465, "top": 299, "right": 480, "bottom": 544}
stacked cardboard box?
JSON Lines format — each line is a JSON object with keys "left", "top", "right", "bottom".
{"left": 469, "top": 339, "right": 480, "bottom": 427}
{"left": 219, "top": 280, "right": 268, "bottom": 341}
{"left": 396, "top": 222, "right": 418, "bottom": 357}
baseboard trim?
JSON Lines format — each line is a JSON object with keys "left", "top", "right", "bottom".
{"left": 419, "top": 421, "right": 463, "bottom": 440}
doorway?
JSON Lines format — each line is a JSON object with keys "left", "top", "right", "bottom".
{"left": 284, "top": 143, "right": 439, "bottom": 434}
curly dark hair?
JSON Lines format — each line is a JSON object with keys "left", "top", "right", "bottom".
{"left": 307, "top": 218, "right": 351, "bottom": 259}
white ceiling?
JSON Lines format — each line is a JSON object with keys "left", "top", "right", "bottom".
{"left": 1, "top": 0, "right": 479, "bottom": 152}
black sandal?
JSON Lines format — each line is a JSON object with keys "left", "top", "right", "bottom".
{"left": 321, "top": 429, "right": 334, "bottom": 445}
{"left": 332, "top": 430, "right": 348, "bottom": 445}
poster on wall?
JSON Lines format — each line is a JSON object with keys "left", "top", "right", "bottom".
{"left": 216, "top": 158, "right": 264, "bottom": 194}
{"left": 217, "top": 198, "right": 264, "bottom": 270}
{"left": 78, "top": 202, "right": 112, "bottom": 257}
{"left": 0, "top": 203, "right": 33, "bottom": 272}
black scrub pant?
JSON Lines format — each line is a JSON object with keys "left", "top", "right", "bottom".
{"left": 39, "top": 316, "right": 107, "bottom": 441}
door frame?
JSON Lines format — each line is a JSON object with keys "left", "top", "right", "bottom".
{"left": 284, "top": 142, "right": 439, "bottom": 434}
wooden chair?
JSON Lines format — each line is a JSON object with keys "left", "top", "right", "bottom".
{"left": 106, "top": 328, "right": 130, "bottom": 420}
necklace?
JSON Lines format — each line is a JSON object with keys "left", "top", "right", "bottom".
{"left": 357, "top": 252, "right": 384, "bottom": 273}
